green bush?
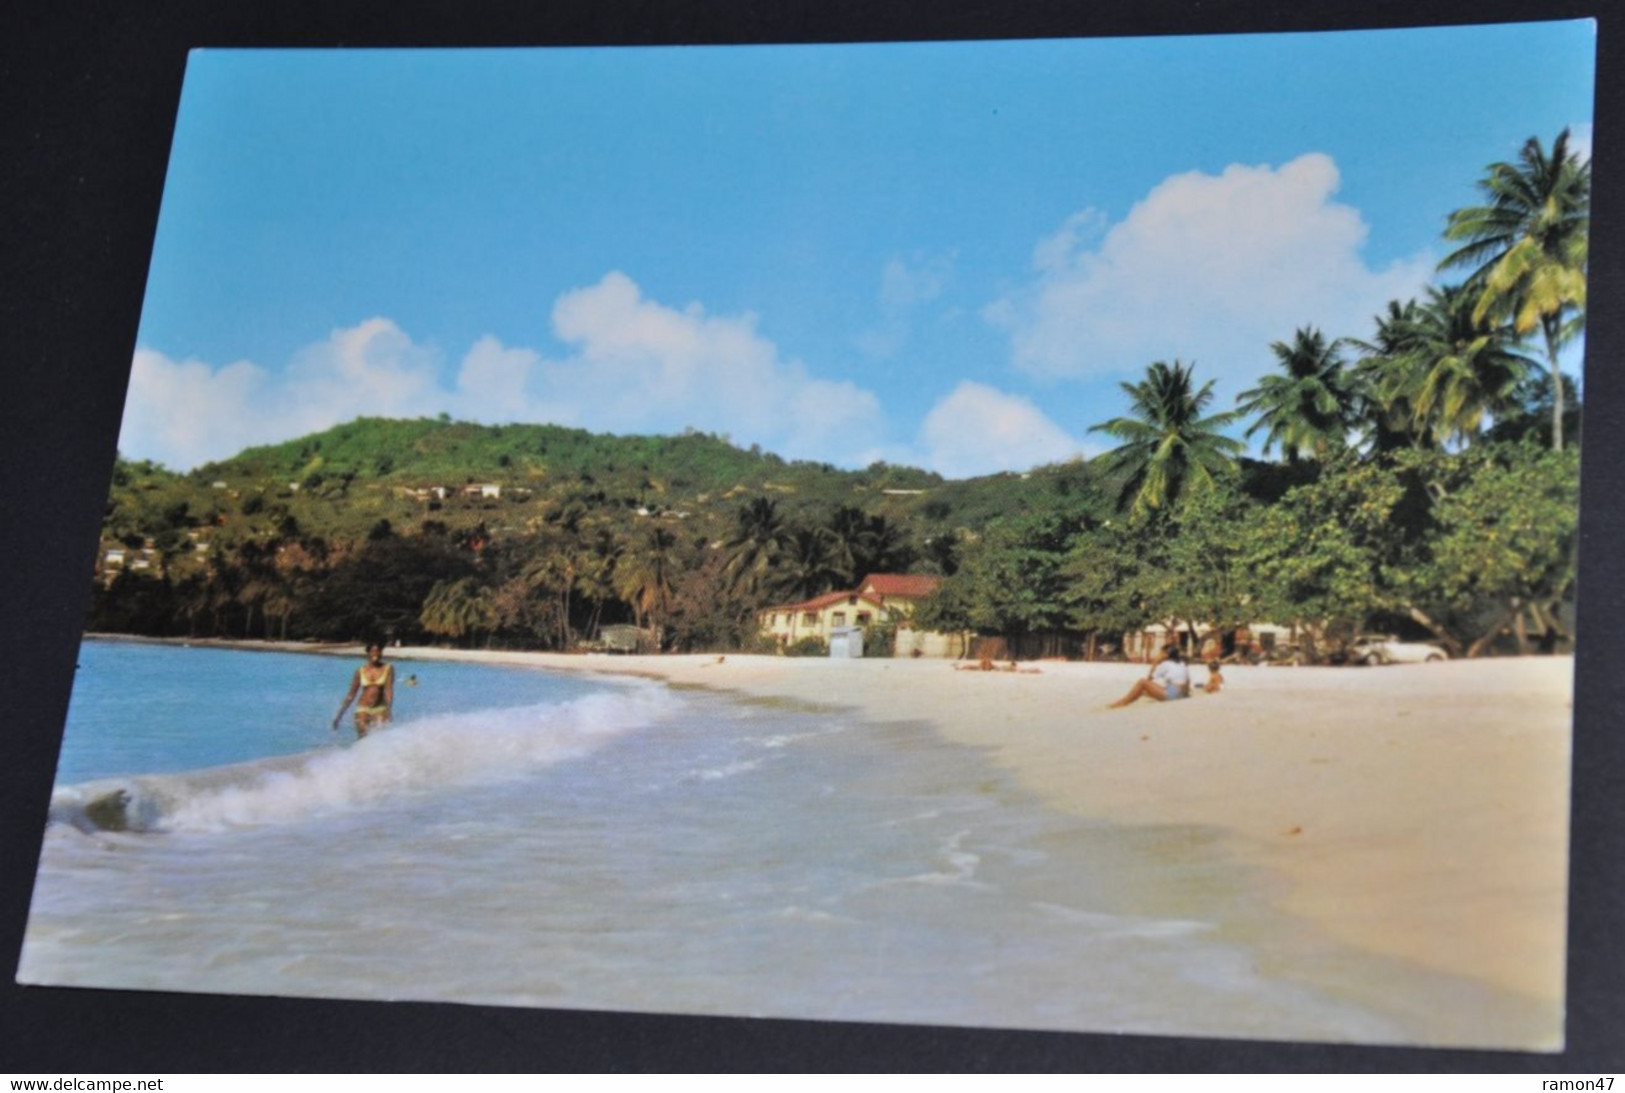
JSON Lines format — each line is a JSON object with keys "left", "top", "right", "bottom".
{"left": 785, "top": 635, "right": 828, "bottom": 657}
{"left": 863, "top": 621, "right": 897, "bottom": 658}
{"left": 737, "top": 632, "right": 780, "bottom": 656}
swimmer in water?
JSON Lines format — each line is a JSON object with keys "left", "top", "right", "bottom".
{"left": 333, "top": 642, "right": 394, "bottom": 738}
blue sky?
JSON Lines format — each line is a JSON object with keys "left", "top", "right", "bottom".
{"left": 123, "top": 22, "right": 1597, "bottom": 477}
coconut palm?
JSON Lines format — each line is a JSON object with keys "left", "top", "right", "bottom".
{"left": 1235, "top": 327, "right": 1360, "bottom": 461}
{"left": 1403, "top": 285, "right": 1535, "bottom": 445}
{"left": 1440, "top": 129, "right": 1589, "bottom": 450}
{"left": 520, "top": 541, "right": 582, "bottom": 649}
{"left": 775, "top": 525, "right": 848, "bottom": 603}
{"left": 723, "top": 497, "right": 793, "bottom": 598}
{"left": 827, "top": 505, "right": 915, "bottom": 584}
{"left": 574, "top": 526, "right": 622, "bottom": 641}
{"left": 1349, "top": 299, "right": 1434, "bottom": 451}
{"left": 614, "top": 526, "right": 679, "bottom": 641}
{"left": 1089, "top": 359, "right": 1245, "bottom": 519}
{"left": 420, "top": 577, "right": 495, "bottom": 645}
{"left": 1484, "top": 369, "right": 1581, "bottom": 448}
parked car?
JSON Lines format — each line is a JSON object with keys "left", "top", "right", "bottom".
{"left": 1349, "top": 634, "right": 1449, "bottom": 665}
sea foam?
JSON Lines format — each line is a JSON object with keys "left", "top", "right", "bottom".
{"left": 48, "top": 683, "right": 680, "bottom": 834}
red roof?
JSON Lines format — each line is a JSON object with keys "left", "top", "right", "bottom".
{"left": 762, "top": 590, "right": 887, "bottom": 614}
{"left": 858, "top": 573, "right": 940, "bottom": 600}
{"left": 760, "top": 575, "right": 940, "bottom": 616}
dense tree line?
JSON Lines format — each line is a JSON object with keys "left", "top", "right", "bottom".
{"left": 88, "top": 132, "right": 1584, "bottom": 661}
{"left": 87, "top": 489, "right": 929, "bottom": 653}
{"left": 915, "top": 131, "right": 1586, "bottom": 660}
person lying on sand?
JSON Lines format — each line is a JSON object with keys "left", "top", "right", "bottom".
{"left": 953, "top": 658, "right": 1042, "bottom": 674}
{"left": 1109, "top": 643, "right": 1190, "bottom": 707}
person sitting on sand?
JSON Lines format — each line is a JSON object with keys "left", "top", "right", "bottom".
{"left": 333, "top": 642, "right": 395, "bottom": 738}
{"left": 1109, "top": 643, "right": 1190, "bottom": 707}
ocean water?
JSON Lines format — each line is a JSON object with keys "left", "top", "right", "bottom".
{"left": 19, "top": 639, "right": 1405, "bottom": 1042}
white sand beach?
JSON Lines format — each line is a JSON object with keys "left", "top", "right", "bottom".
{"left": 375, "top": 646, "right": 1573, "bottom": 1048}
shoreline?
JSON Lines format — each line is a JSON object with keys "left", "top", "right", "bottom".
{"left": 79, "top": 635, "right": 1573, "bottom": 1049}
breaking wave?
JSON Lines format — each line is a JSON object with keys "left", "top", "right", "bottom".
{"left": 47, "top": 683, "right": 681, "bottom": 834}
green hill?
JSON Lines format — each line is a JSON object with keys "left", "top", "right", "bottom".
{"left": 104, "top": 416, "right": 1099, "bottom": 560}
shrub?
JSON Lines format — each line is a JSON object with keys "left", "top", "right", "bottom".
{"left": 737, "top": 632, "right": 780, "bottom": 656}
{"left": 785, "top": 636, "right": 828, "bottom": 658}
{"left": 862, "top": 621, "right": 897, "bottom": 658}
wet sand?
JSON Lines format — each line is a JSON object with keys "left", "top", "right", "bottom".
{"left": 377, "top": 647, "right": 1571, "bottom": 1049}
{"left": 142, "top": 637, "right": 1571, "bottom": 1048}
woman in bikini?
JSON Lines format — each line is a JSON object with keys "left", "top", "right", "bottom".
{"left": 333, "top": 643, "right": 395, "bottom": 738}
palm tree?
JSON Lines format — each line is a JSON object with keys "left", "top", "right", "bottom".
{"left": 827, "top": 505, "right": 870, "bottom": 586}
{"left": 1440, "top": 129, "right": 1589, "bottom": 451}
{"left": 1351, "top": 289, "right": 1533, "bottom": 448}
{"left": 1235, "top": 327, "right": 1359, "bottom": 461}
{"left": 1484, "top": 369, "right": 1581, "bottom": 448}
{"left": 614, "top": 526, "right": 679, "bottom": 643}
{"left": 521, "top": 539, "right": 581, "bottom": 649}
{"left": 1089, "top": 359, "right": 1245, "bottom": 519}
{"left": 1404, "top": 285, "right": 1534, "bottom": 445}
{"left": 263, "top": 580, "right": 297, "bottom": 641}
{"left": 1349, "top": 298, "right": 1434, "bottom": 451}
{"left": 776, "top": 525, "right": 847, "bottom": 602}
{"left": 827, "top": 505, "right": 915, "bottom": 585}
{"left": 420, "top": 577, "right": 495, "bottom": 646}
{"left": 723, "top": 497, "right": 793, "bottom": 598}
{"left": 574, "top": 527, "right": 622, "bottom": 641}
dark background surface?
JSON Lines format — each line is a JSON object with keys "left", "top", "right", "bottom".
{"left": 3, "top": 0, "right": 1621, "bottom": 1072}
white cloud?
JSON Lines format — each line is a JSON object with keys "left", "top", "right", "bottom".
{"left": 538, "top": 272, "right": 884, "bottom": 454}
{"left": 452, "top": 336, "right": 551, "bottom": 420}
{"left": 282, "top": 317, "right": 446, "bottom": 419}
{"left": 879, "top": 251, "right": 955, "bottom": 309}
{"left": 122, "top": 350, "right": 274, "bottom": 470}
{"left": 123, "top": 319, "right": 449, "bottom": 468}
{"left": 913, "top": 381, "right": 1091, "bottom": 480}
{"left": 987, "top": 154, "right": 1435, "bottom": 393}
{"left": 857, "top": 250, "right": 956, "bottom": 359}
{"left": 121, "top": 274, "right": 887, "bottom": 471}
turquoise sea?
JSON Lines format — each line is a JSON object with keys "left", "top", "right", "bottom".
{"left": 19, "top": 639, "right": 1407, "bottom": 1042}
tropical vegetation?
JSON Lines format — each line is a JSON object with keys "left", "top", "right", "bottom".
{"left": 87, "top": 132, "right": 1585, "bottom": 662}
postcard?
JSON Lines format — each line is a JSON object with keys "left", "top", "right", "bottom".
{"left": 13, "top": 22, "right": 1598, "bottom": 1058}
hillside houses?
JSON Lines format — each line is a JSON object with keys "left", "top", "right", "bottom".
{"left": 96, "top": 531, "right": 217, "bottom": 585}
{"left": 395, "top": 483, "right": 535, "bottom": 505}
